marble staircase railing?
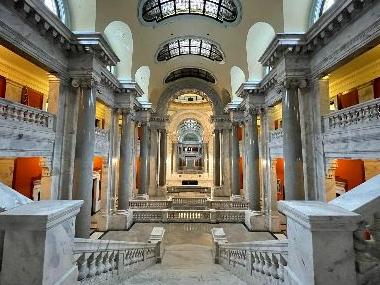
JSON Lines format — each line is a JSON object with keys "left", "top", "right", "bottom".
{"left": 132, "top": 209, "right": 246, "bottom": 223}
{"left": 330, "top": 174, "right": 380, "bottom": 284}
{"left": 73, "top": 227, "right": 164, "bottom": 284}
{"left": 212, "top": 228, "right": 288, "bottom": 285}
{"left": 0, "top": 97, "right": 55, "bottom": 129}
{"left": 323, "top": 98, "right": 380, "bottom": 132}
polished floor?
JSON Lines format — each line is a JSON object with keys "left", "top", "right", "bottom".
{"left": 102, "top": 223, "right": 274, "bottom": 285}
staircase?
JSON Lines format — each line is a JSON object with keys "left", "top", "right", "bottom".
{"left": 126, "top": 244, "right": 246, "bottom": 285}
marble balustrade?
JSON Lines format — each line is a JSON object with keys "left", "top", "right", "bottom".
{"left": 323, "top": 98, "right": 380, "bottom": 131}
{"left": 213, "top": 233, "right": 288, "bottom": 285}
{"left": 0, "top": 98, "right": 55, "bottom": 129}
{"left": 73, "top": 238, "right": 159, "bottom": 284}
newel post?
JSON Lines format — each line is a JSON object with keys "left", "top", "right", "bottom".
{"left": 0, "top": 200, "right": 83, "bottom": 285}
{"left": 278, "top": 201, "right": 360, "bottom": 285}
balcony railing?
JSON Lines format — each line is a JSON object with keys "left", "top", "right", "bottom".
{"left": 323, "top": 98, "right": 380, "bottom": 132}
{"left": 0, "top": 98, "right": 55, "bottom": 129}
{"left": 270, "top": 128, "right": 283, "bottom": 142}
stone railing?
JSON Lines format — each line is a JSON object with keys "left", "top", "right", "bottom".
{"left": 129, "top": 198, "right": 249, "bottom": 210}
{"left": 171, "top": 197, "right": 208, "bottom": 208}
{"left": 212, "top": 228, "right": 288, "bottom": 285}
{"left": 73, "top": 226, "right": 164, "bottom": 285}
{"left": 330, "top": 174, "right": 380, "bottom": 284}
{"left": 132, "top": 209, "right": 246, "bottom": 223}
{"left": 129, "top": 200, "right": 169, "bottom": 209}
{"left": 0, "top": 98, "right": 55, "bottom": 129}
{"left": 323, "top": 98, "right": 380, "bottom": 132}
{"left": 270, "top": 128, "right": 284, "bottom": 142}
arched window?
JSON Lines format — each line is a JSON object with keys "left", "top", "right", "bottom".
{"left": 165, "top": 68, "right": 216, "bottom": 84}
{"left": 310, "top": 0, "right": 336, "bottom": 25}
{"left": 141, "top": 0, "right": 239, "bottom": 24}
{"left": 157, "top": 37, "right": 224, "bottom": 62}
{"left": 43, "top": 0, "right": 69, "bottom": 25}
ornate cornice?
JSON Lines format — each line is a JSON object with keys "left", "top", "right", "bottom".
{"left": 10, "top": 0, "right": 119, "bottom": 67}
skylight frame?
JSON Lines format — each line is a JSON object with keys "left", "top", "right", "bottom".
{"left": 140, "top": 0, "right": 240, "bottom": 24}
{"left": 157, "top": 37, "right": 225, "bottom": 62}
{"left": 165, "top": 68, "right": 216, "bottom": 84}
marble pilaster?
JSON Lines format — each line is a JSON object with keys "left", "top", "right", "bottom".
{"left": 158, "top": 129, "right": 167, "bottom": 187}
{"left": 230, "top": 123, "right": 240, "bottom": 197}
{"left": 213, "top": 129, "right": 221, "bottom": 187}
{"left": 138, "top": 122, "right": 150, "bottom": 196}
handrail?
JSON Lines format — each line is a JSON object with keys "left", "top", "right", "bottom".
{"left": 73, "top": 227, "right": 164, "bottom": 284}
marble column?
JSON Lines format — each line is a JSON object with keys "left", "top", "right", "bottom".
{"left": 118, "top": 108, "right": 135, "bottom": 210}
{"left": 138, "top": 123, "right": 150, "bottom": 195}
{"left": 213, "top": 129, "right": 221, "bottom": 187}
{"left": 159, "top": 129, "right": 167, "bottom": 187}
{"left": 72, "top": 78, "right": 96, "bottom": 238}
{"left": 245, "top": 109, "right": 261, "bottom": 211}
{"left": 230, "top": 123, "right": 240, "bottom": 196}
{"left": 282, "top": 80, "right": 305, "bottom": 200}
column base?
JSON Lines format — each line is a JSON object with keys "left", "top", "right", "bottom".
{"left": 230, "top": 194, "right": 243, "bottom": 201}
{"left": 135, "top": 194, "right": 150, "bottom": 200}
{"left": 245, "top": 210, "right": 266, "bottom": 231}
{"left": 106, "top": 210, "right": 134, "bottom": 230}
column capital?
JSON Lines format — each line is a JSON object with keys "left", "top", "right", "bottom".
{"left": 71, "top": 76, "right": 99, "bottom": 89}
{"left": 120, "top": 107, "right": 136, "bottom": 120}
{"left": 281, "top": 77, "right": 308, "bottom": 90}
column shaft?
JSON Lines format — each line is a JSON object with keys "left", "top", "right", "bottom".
{"left": 118, "top": 110, "right": 135, "bottom": 209}
{"left": 245, "top": 112, "right": 261, "bottom": 211}
{"left": 230, "top": 124, "right": 240, "bottom": 196}
{"left": 214, "top": 130, "right": 221, "bottom": 186}
{"left": 138, "top": 123, "right": 150, "bottom": 195}
{"left": 282, "top": 84, "right": 305, "bottom": 200}
{"left": 159, "top": 129, "right": 167, "bottom": 186}
{"left": 72, "top": 84, "right": 96, "bottom": 238}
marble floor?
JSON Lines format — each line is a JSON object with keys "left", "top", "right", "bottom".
{"left": 102, "top": 223, "right": 274, "bottom": 284}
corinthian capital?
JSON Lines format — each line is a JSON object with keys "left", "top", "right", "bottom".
{"left": 282, "top": 77, "right": 308, "bottom": 89}
{"left": 71, "top": 77, "right": 99, "bottom": 89}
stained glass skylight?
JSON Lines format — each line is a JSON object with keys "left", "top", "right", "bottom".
{"left": 157, "top": 37, "right": 224, "bottom": 62}
{"left": 142, "top": 0, "right": 239, "bottom": 24}
{"left": 165, "top": 68, "right": 216, "bottom": 84}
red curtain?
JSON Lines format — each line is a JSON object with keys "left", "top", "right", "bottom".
{"left": 374, "top": 77, "right": 380, "bottom": 99}
{"left": 337, "top": 89, "right": 359, "bottom": 110}
{"left": 0, "top": 75, "right": 6, "bottom": 98}
{"left": 21, "top": 87, "right": 43, "bottom": 109}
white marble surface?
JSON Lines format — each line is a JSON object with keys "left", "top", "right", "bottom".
{"left": 279, "top": 201, "right": 359, "bottom": 285}
{"left": 0, "top": 201, "right": 83, "bottom": 285}
{"left": 0, "top": 181, "right": 32, "bottom": 212}
{"left": 330, "top": 174, "right": 380, "bottom": 218}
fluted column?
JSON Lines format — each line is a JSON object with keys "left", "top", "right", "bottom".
{"left": 138, "top": 122, "right": 150, "bottom": 195}
{"left": 230, "top": 123, "right": 240, "bottom": 196}
{"left": 158, "top": 129, "right": 167, "bottom": 187}
{"left": 72, "top": 78, "right": 97, "bottom": 238}
{"left": 213, "top": 129, "right": 221, "bottom": 187}
{"left": 118, "top": 108, "right": 135, "bottom": 210}
{"left": 244, "top": 108, "right": 261, "bottom": 211}
{"left": 282, "top": 79, "right": 305, "bottom": 200}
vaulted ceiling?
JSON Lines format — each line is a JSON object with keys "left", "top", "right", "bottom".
{"left": 66, "top": 0, "right": 315, "bottom": 107}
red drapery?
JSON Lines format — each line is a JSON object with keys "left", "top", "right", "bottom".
{"left": 21, "top": 86, "right": 43, "bottom": 109}
{"left": 337, "top": 89, "right": 359, "bottom": 110}
{"left": 374, "top": 77, "right": 380, "bottom": 99}
{"left": 0, "top": 75, "right": 6, "bottom": 98}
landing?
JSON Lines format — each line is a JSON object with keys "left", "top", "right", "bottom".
{"left": 124, "top": 244, "right": 246, "bottom": 285}
{"left": 102, "top": 223, "right": 274, "bottom": 285}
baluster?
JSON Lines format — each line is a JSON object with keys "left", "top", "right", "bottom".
{"left": 87, "top": 253, "right": 97, "bottom": 278}
{"left": 278, "top": 254, "right": 287, "bottom": 281}
{"left": 102, "top": 251, "right": 110, "bottom": 273}
{"left": 260, "top": 252, "right": 267, "bottom": 274}
{"left": 271, "top": 253, "right": 280, "bottom": 279}
{"left": 264, "top": 252, "right": 273, "bottom": 276}
{"left": 96, "top": 252, "right": 105, "bottom": 275}
{"left": 254, "top": 252, "right": 262, "bottom": 272}
{"left": 76, "top": 253, "right": 90, "bottom": 281}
